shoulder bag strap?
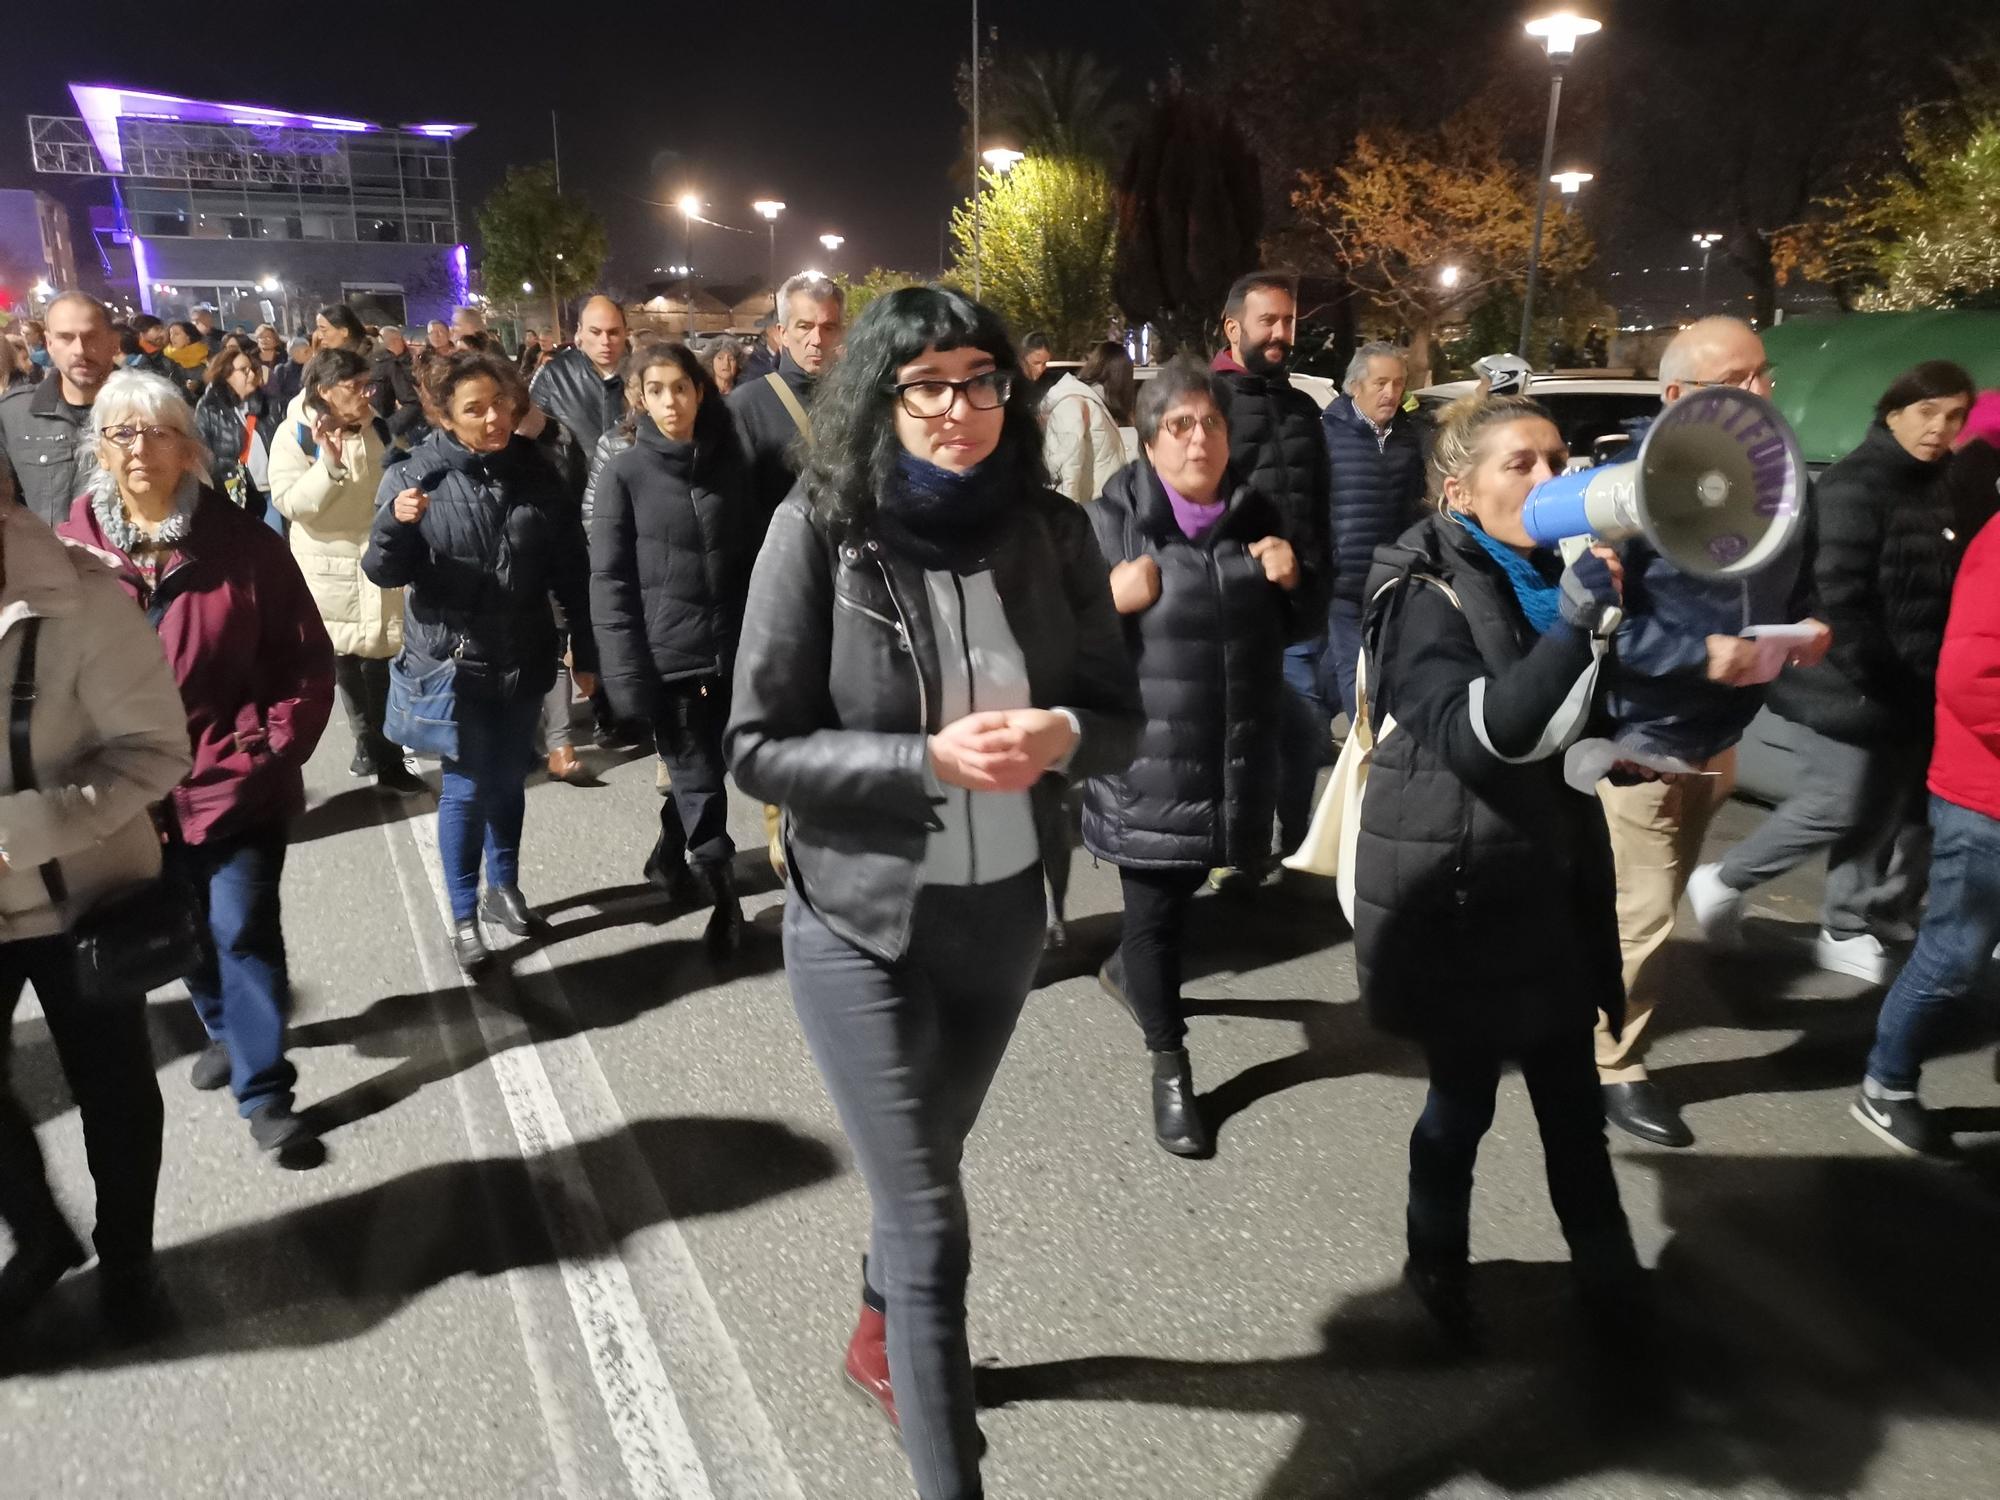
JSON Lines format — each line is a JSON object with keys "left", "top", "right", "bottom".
{"left": 8, "top": 617, "right": 69, "bottom": 905}
{"left": 766, "top": 372, "right": 813, "bottom": 447}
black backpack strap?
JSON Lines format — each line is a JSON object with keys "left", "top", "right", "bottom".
{"left": 9, "top": 618, "right": 68, "bottom": 905}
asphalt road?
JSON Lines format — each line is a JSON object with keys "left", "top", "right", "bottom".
{"left": 5, "top": 720, "right": 1998, "bottom": 1500}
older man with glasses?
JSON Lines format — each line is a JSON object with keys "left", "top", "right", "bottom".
{"left": 1589, "top": 316, "right": 1830, "bottom": 1150}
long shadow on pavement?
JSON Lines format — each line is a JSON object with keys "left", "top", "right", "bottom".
{"left": 980, "top": 1151, "right": 2000, "bottom": 1499}
{"left": 9, "top": 1113, "right": 840, "bottom": 1372}
{"left": 292, "top": 929, "right": 783, "bottom": 1138}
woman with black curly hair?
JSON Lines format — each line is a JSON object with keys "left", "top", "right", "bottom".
{"left": 726, "top": 286, "right": 1141, "bottom": 1499}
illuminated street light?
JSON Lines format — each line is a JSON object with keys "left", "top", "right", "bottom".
{"left": 1519, "top": 11, "right": 1604, "bottom": 358}
{"left": 1525, "top": 11, "right": 1602, "bottom": 57}
{"left": 1439, "top": 265, "right": 1462, "bottom": 289}
{"left": 753, "top": 200, "right": 786, "bottom": 311}
{"left": 30, "top": 278, "right": 54, "bottom": 300}
{"left": 1551, "top": 170, "right": 1594, "bottom": 194}
{"left": 1693, "top": 231, "right": 1725, "bottom": 313}
{"left": 972, "top": 144, "right": 1024, "bottom": 300}
{"left": 522, "top": 281, "right": 534, "bottom": 293}
{"left": 819, "top": 233, "right": 844, "bottom": 254}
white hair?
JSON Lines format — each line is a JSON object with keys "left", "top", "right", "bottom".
{"left": 1343, "top": 341, "right": 1408, "bottom": 394}
{"left": 778, "top": 273, "right": 844, "bottom": 323}
{"left": 86, "top": 369, "right": 215, "bottom": 493}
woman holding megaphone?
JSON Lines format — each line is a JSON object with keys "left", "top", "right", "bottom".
{"left": 1353, "top": 393, "right": 1644, "bottom": 1353}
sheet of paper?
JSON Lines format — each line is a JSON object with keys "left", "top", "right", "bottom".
{"left": 1565, "top": 738, "right": 1713, "bottom": 794}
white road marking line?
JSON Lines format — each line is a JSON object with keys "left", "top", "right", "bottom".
{"left": 374, "top": 803, "right": 595, "bottom": 1500}
{"left": 388, "top": 804, "right": 804, "bottom": 1499}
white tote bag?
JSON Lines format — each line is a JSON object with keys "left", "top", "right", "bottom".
{"left": 1283, "top": 575, "right": 1461, "bottom": 924}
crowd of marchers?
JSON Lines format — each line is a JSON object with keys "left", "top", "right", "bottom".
{"left": 1, "top": 268, "right": 1997, "bottom": 1500}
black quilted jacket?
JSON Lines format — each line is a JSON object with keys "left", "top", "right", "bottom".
{"left": 1766, "top": 421, "right": 1956, "bottom": 746}
{"left": 1354, "top": 515, "right": 1623, "bottom": 1050}
{"left": 1079, "top": 461, "right": 1300, "bottom": 871}
{"left": 589, "top": 411, "right": 756, "bottom": 722}
{"left": 363, "top": 430, "right": 595, "bottom": 701}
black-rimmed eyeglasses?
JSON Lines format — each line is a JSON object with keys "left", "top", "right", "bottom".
{"left": 884, "top": 370, "right": 1013, "bottom": 419}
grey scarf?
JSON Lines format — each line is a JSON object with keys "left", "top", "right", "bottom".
{"left": 91, "top": 473, "right": 200, "bottom": 555}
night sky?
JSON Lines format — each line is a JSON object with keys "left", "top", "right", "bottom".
{"left": 0, "top": 0, "right": 1208, "bottom": 292}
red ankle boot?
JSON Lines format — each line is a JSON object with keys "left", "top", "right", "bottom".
{"left": 843, "top": 1304, "right": 897, "bottom": 1428}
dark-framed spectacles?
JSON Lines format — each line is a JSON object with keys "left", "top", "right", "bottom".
{"left": 885, "top": 369, "right": 1013, "bottom": 419}
{"left": 101, "top": 424, "right": 182, "bottom": 449}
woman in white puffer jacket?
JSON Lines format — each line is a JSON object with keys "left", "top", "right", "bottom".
{"left": 268, "top": 348, "right": 416, "bottom": 794}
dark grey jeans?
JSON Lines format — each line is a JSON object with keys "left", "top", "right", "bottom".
{"left": 1716, "top": 724, "right": 1930, "bottom": 936}
{"left": 784, "top": 866, "right": 1044, "bottom": 1500}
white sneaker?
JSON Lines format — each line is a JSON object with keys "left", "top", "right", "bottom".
{"left": 1815, "top": 929, "right": 1889, "bottom": 985}
{"left": 1685, "top": 863, "right": 1747, "bottom": 950}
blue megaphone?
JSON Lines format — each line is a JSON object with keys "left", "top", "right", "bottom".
{"left": 1521, "top": 385, "right": 1807, "bottom": 578}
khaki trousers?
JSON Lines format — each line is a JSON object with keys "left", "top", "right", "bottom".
{"left": 1594, "top": 748, "right": 1737, "bottom": 1083}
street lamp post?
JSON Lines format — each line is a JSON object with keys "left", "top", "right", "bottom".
{"left": 973, "top": 146, "right": 1024, "bottom": 301}
{"left": 1693, "top": 232, "right": 1723, "bottom": 315}
{"left": 819, "top": 234, "right": 844, "bottom": 273}
{"left": 1519, "top": 12, "right": 1602, "bottom": 361}
{"left": 753, "top": 200, "right": 786, "bottom": 312}
{"left": 677, "top": 192, "right": 701, "bottom": 338}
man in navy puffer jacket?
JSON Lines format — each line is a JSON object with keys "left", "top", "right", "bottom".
{"left": 1320, "top": 341, "right": 1425, "bottom": 719}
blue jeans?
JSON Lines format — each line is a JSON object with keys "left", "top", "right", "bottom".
{"left": 1277, "top": 636, "right": 1334, "bottom": 858}
{"left": 1325, "top": 599, "right": 1364, "bottom": 723}
{"left": 1864, "top": 795, "right": 2000, "bottom": 1092}
{"left": 169, "top": 823, "right": 296, "bottom": 1118}
{"left": 439, "top": 688, "right": 543, "bottom": 921}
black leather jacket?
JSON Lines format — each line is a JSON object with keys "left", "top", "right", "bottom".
{"left": 726, "top": 489, "right": 1142, "bottom": 961}
{"left": 530, "top": 346, "right": 625, "bottom": 475}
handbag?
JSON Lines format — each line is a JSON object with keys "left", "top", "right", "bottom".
{"left": 9, "top": 617, "right": 204, "bottom": 1002}
{"left": 385, "top": 650, "right": 461, "bottom": 760}
{"left": 1283, "top": 573, "right": 1463, "bottom": 924}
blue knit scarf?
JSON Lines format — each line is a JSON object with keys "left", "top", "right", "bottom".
{"left": 1451, "top": 512, "right": 1562, "bottom": 634}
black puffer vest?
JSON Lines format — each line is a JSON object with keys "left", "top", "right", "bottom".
{"left": 1080, "top": 460, "right": 1296, "bottom": 870}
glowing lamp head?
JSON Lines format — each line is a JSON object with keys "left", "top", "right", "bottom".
{"left": 1525, "top": 11, "right": 1602, "bottom": 57}
{"left": 981, "top": 147, "right": 1025, "bottom": 172}
{"left": 753, "top": 200, "right": 785, "bottom": 221}
{"left": 1551, "top": 170, "right": 1594, "bottom": 194}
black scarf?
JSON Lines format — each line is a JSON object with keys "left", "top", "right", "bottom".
{"left": 873, "top": 449, "right": 1016, "bottom": 573}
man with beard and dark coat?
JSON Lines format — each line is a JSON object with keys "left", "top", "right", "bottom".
{"left": 1207, "top": 272, "right": 1333, "bottom": 883}
{"left": 728, "top": 273, "right": 845, "bottom": 532}
{"left": 529, "top": 294, "right": 634, "bottom": 768}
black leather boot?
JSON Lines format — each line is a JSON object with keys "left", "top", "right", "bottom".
{"left": 1403, "top": 1257, "right": 1484, "bottom": 1355}
{"left": 701, "top": 863, "right": 744, "bottom": 958}
{"left": 645, "top": 833, "right": 704, "bottom": 906}
{"left": 479, "top": 885, "right": 548, "bottom": 939}
{"left": 1149, "top": 1049, "right": 1211, "bottom": 1158}
{"left": 452, "top": 918, "right": 491, "bottom": 976}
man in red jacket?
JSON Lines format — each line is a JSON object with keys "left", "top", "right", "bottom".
{"left": 1852, "top": 500, "right": 2000, "bottom": 1157}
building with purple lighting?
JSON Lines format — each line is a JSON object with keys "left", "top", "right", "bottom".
{"left": 27, "top": 84, "right": 474, "bottom": 333}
